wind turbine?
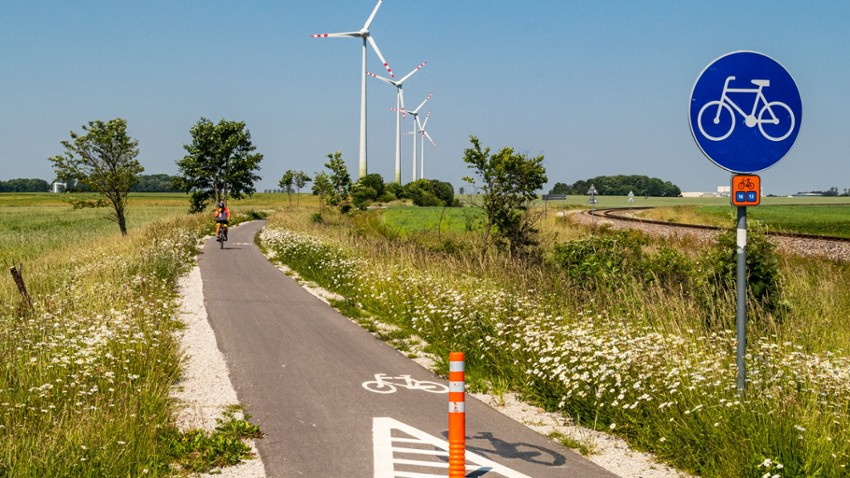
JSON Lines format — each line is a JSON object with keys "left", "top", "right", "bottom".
{"left": 416, "top": 111, "right": 436, "bottom": 179}
{"left": 311, "top": 0, "right": 394, "bottom": 179}
{"left": 368, "top": 60, "right": 427, "bottom": 184}
{"left": 405, "top": 93, "right": 431, "bottom": 182}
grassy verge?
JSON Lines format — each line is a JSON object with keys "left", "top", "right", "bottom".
{"left": 260, "top": 205, "right": 850, "bottom": 478}
{"left": 0, "top": 194, "right": 263, "bottom": 476}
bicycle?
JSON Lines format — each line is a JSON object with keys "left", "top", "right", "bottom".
{"left": 216, "top": 223, "right": 228, "bottom": 249}
{"left": 697, "top": 75, "right": 795, "bottom": 142}
{"left": 737, "top": 177, "right": 755, "bottom": 190}
{"left": 361, "top": 373, "right": 448, "bottom": 394}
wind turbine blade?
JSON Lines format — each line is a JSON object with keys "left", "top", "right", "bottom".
{"left": 363, "top": 0, "right": 384, "bottom": 30}
{"left": 367, "top": 71, "right": 395, "bottom": 85}
{"left": 421, "top": 111, "right": 431, "bottom": 129}
{"left": 391, "top": 107, "right": 409, "bottom": 120}
{"left": 367, "top": 36, "right": 394, "bottom": 78}
{"left": 398, "top": 90, "right": 406, "bottom": 118}
{"left": 411, "top": 93, "right": 432, "bottom": 114}
{"left": 398, "top": 60, "right": 428, "bottom": 84}
{"left": 424, "top": 131, "right": 436, "bottom": 146}
{"left": 310, "top": 31, "right": 362, "bottom": 38}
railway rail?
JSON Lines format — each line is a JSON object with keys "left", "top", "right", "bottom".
{"left": 579, "top": 207, "right": 850, "bottom": 261}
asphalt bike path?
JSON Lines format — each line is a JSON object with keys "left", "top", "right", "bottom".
{"left": 199, "top": 220, "right": 617, "bottom": 477}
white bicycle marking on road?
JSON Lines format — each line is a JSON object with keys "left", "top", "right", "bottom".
{"left": 362, "top": 373, "right": 449, "bottom": 394}
{"left": 373, "top": 417, "right": 532, "bottom": 478}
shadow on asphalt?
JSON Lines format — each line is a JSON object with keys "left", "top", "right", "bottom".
{"left": 439, "top": 430, "right": 567, "bottom": 467}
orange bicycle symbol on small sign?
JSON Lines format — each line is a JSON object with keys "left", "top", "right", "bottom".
{"left": 731, "top": 174, "right": 760, "bottom": 207}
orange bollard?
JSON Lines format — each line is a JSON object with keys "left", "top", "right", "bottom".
{"left": 448, "top": 352, "right": 465, "bottom": 478}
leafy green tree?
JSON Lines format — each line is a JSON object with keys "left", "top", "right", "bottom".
{"left": 402, "top": 179, "right": 456, "bottom": 207}
{"left": 293, "top": 171, "right": 311, "bottom": 205}
{"left": 131, "top": 174, "right": 180, "bottom": 192}
{"left": 385, "top": 182, "right": 403, "bottom": 201}
{"left": 279, "top": 170, "right": 295, "bottom": 205}
{"left": 351, "top": 173, "right": 386, "bottom": 210}
{"left": 174, "top": 118, "right": 263, "bottom": 213}
{"left": 311, "top": 171, "right": 333, "bottom": 212}
{"left": 462, "top": 136, "right": 547, "bottom": 258}
{"left": 279, "top": 170, "right": 311, "bottom": 206}
{"left": 49, "top": 118, "right": 143, "bottom": 235}
{"left": 557, "top": 175, "right": 681, "bottom": 197}
{"left": 549, "top": 182, "right": 569, "bottom": 196}
{"left": 323, "top": 151, "right": 352, "bottom": 211}
{"left": 404, "top": 180, "right": 442, "bottom": 207}
{"left": 0, "top": 178, "right": 50, "bottom": 192}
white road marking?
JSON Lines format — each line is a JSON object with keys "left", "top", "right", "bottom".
{"left": 373, "top": 417, "right": 533, "bottom": 478}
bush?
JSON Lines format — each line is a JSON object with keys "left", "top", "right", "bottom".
{"left": 552, "top": 231, "right": 645, "bottom": 287}
{"left": 552, "top": 231, "right": 695, "bottom": 292}
{"left": 385, "top": 182, "right": 403, "bottom": 199}
{"left": 701, "top": 223, "right": 784, "bottom": 315}
{"left": 352, "top": 184, "right": 377, "bottom": 210}
{"left": 402, "top": 179, "right": 456, "bottom": 207}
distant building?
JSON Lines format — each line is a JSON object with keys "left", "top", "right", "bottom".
{"left": 51, "top": 182, "right": 66, "bottom": 193}
{"left": 682, "top": 189, "right": 725, "bottom": 198}
{"left": 682, "top": 185, "right": 766, "bottom": 198}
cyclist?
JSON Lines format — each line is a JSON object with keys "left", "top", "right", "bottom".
{"left": 214, "top": 201, "right": 231, "bottom": 241}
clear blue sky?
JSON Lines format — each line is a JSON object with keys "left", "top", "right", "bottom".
{"left": 2, "top": 1, "right": 849, "bottom": 196}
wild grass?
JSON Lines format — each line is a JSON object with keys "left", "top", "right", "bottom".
{"left": 0, "top": 194, "right": 262, "bottom": 476}
{"left": 261, "top": 204, "right": 850, "bottom": 478}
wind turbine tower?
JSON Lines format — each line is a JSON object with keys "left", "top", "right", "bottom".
{"left": 311, "top": 0, "right": 394, "bottom": 179}
{"left": 416, "top": 111, "right": 436, "bottom": 179}
{"left": 368, "top": 60, "right": 427, "bottom": 184}
{"left": 405, "top": 93, "right": 432, "bottom": 182}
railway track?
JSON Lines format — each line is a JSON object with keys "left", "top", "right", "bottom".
{"left": 580, "top": 207, "right": 850, "bottom": 261}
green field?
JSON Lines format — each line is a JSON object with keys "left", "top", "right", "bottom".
{"left": 0, "top": 193, "right": 189, "bottom": 264}
{"left": 534, "top": 194, "right": 850, "bottom": 238}
{"left": 694, "top": 204, "right": 850, "bottom": 237}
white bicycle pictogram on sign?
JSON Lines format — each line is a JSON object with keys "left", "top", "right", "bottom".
{"left": 697, "top": 75, "right": 795, "bottom": 142}
{"left": 362, "top": 373, "right": 448, "bottom": 394}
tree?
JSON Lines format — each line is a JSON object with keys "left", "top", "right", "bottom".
{"left": 462, "top": 136, "right": 547, "bottom": 259}
{"left": 402, "top": 179, "right": 457, "bottom": 207}
{"left": 279, "top": 170, "right": 295, "bottom": 205}
{"left": 293, "top": 171, "right": 311, "bottom": 205}
{"left": 279, "top": 170, "right": 312, "bottom": 206}
{"left": 0, "top": 178, "right": 50, "bottom": 192}
{"left": 311, "top": 171, "right": 333, "bottom": 212}
{"left": 549, "top": 182, "right": 569, "bottom": 196}
{"left": 323, "top": 151, "right": 352, "bottom": 210}
{"left": 174, "top": 118, "right": 263, "bottom": 213}
{"left": 49, "top": 118, "right": 143, "bottom": 236}
{"left": 351, "top": 173, "right": 385, "bottom": 210}
{"left": 131, "top": 174, "right": 180, "bottom": 192}
{"left": 555, "top": 175, "right": 681, "bottom": 197}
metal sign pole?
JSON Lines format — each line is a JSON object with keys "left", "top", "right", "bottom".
{"left": 736, "top": 206, "right": 747, "bottom": 393}
{"left": 689, "top": 51, "right": 801, "bottom": 395}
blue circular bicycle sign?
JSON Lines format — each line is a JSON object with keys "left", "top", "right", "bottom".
{"left": 689, "top": 51, "right": 802, "bottom": 173}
